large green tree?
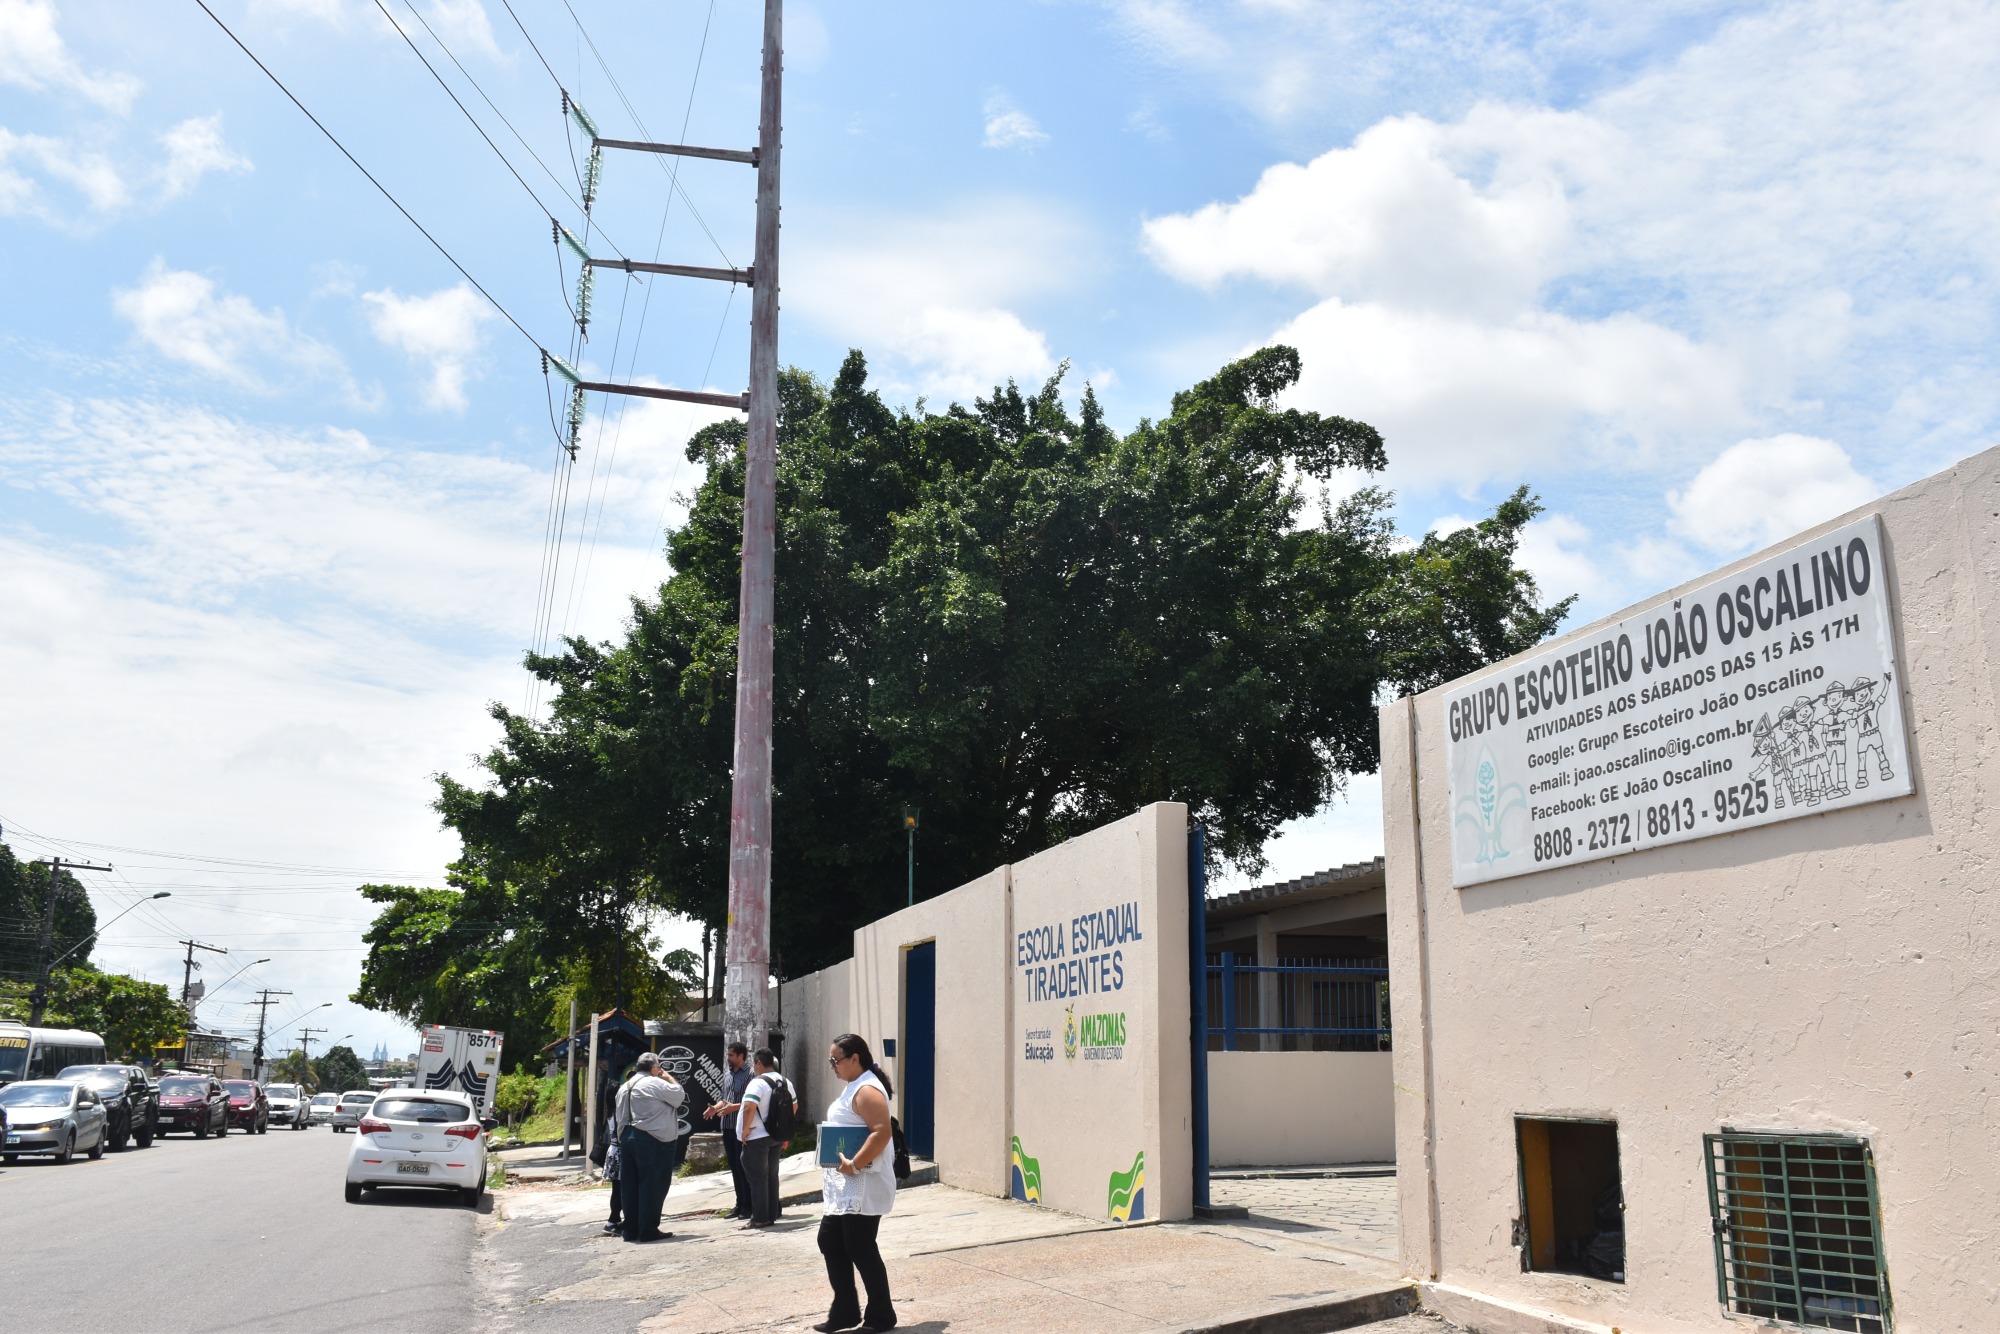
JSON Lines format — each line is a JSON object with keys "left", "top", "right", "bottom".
{"left": 314, "top": 1044, "right": 366, "bottom": 1094}
{"left": 0, "top": 967, "right": 181, "bottom": 1059}
{"left": 0, "top": 842, "right": 96, "bottom": 980}
{"left": 392, "top": 345, "right": 1567, "bottom": 986}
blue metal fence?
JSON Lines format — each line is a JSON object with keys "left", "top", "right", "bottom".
{"left": 1205, "top": 952, "right": 1391, "bottom": 1052}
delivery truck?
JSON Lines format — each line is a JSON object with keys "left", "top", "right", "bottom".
{"left": 415, "top": 1025, "right": 504, "bottom": 1115}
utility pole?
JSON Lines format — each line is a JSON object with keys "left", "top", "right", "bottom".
{"left": 178, "top": 939, "right": 227, "bottom": 1015}
{"left": 250, "top": 988, "right": 291, "bottom": 1081}
{"left": 571, "top": 0, "right": 783, "bottom": 1053}
{"left": 29, "top": 857, "right": 113, "bottom": 1025}
{"left": 299, "top": 1026, "right": 327, "bottom": 1077}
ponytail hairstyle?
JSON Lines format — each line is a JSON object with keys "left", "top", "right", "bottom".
{"left": 832, "top": 1032, "right": 894, "bottom": 1098}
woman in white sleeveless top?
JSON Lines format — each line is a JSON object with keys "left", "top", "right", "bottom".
{"left": 815, "top": 1033, "right": 897, "bottom": 1331}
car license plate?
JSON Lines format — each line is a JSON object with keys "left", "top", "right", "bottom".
{"left": 396, "top": 1161, "right": 430, "bottom": 1175}
{"left": 4, "top": 1134, "right": 17, "bottom": 1144}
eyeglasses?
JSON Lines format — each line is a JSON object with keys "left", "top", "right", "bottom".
{"left": 829, "top": 1053, "right": 853, "bottom": 1069}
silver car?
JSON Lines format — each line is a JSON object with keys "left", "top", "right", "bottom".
{"left": 330, "top": 1089, "right": 378, "bottom": 1133}
{"left": 1, "top": 1079, "right": 110, "bottom": 1163}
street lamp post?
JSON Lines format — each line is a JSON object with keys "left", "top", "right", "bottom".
{"left": 903, "top": 807, "right": 920, "bottom": 907}
{"left": 45, "top": 892, "right": 171, "bottom": 969}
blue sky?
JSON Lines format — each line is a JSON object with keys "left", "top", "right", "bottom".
{"left": 3, "top": 0, "right": 1996, "bottom": 1055}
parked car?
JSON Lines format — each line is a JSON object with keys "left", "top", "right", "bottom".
{"left": 308, "top": 1091, "right": 340, "bottom": 1125}
{"left": 343, "top": 1090, "right": 487, "bottom": 1205}
{"left": 1, "top": 1079, "right": 111, "bottom": 1163}
{"left": 265, "top": 1083, "right": 310, "bottom": 1129}
{"left": 56, "top": 1064, "right": 157, "bottom": 1150}
{"left": 330, "top": 1089, "right": 378, "bottom": 1133}
{"left": 154, "top": 1073, "right": 230, "bottom": 1138}
{"left": 223, "top": 1080, "right": 270, "bottom": 1134}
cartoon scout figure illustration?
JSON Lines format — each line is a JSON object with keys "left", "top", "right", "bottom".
{"left": 1750, "top": 715, "right": 1792, "bottom": 809}
{"left": 1792, "top": 697, "right": 1830, "bottom": 806}
{"left": 1848, "top": 674, "right": 1895, "bottom": 787}
{"left": 1819, "top": 680, "right": 1853, "bottom": 799}
{"left": 1775, "top": 704, "right": 1811, "bottom": 806}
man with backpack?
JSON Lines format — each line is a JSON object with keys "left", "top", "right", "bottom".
{"left": 737, "top": 1047, "right": 797, "bottom": 1228}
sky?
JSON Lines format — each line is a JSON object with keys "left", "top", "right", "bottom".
{"left": 3, "top": 0, "right": 1996, "bottom": 1057}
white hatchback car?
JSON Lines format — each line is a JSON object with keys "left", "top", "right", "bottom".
{"left": 344, "top": 1090, "right": 487, "bottom": 1205}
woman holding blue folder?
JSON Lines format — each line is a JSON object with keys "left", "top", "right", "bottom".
{"left": 814, "top": 1033, "right": 897, "bottom": 1332}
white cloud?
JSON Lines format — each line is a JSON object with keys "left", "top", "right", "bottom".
{"left": 362, "top": 283, "right": 491, "bottom": 411}
{"left": 422, "top": 0, "right": 504, "bottom": 62}
{"left": 789, "top": 199, "right": 1086, "bottom": 400}
{"left": 0, "top": 0, "right": 142, "bottom": 112}
{"left": 1667, "top": 435, "right": 1877, "bottom": 554}
{"left": 1274, "top": 298, "right": 1745, "bottom": 490}
{"left": 983, "top": 91, "right": 1049, "bottom": 150}
{"left": 157, "top": 115, "right": 252, "bottom": 200}
{"left": 1145, "top": 0, "right": 2000, "bottom": 495}
{"left": 1143, "top": 110, "right": 1583, "bottom": 319}
{"left": 0, "top": 128, "right": 128, "bottom": 215}
{"left": 112, "top": 259, "right": 347, "bottom": 391}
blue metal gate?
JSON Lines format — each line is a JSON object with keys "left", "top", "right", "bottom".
{"left": 902, "top": 941, "right": 937, "bottom": 1158}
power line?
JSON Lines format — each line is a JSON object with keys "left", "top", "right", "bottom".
{"left": 194, "top": 0, "right": 542, "bottom": 354}
{"left": 388, "top": 0, "right": 608, "bottom": 238}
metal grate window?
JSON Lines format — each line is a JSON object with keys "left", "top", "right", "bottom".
{"left": 1704, "top": 1132, "right": 1892, "bottom": 1333}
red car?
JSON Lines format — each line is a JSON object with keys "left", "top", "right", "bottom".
{"left": 223, "top": 1079, "right": 270, "bottom": 1134}
{"left": 155, "top": 1073, "right": 230, "bottom": 1138}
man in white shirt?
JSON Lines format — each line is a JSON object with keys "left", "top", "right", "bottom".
{"left": 738, "top": 1047, "right": 795, "bottom": 1228}
{"left": 614, "top": 1052, "right": 684, "bottom": 1243}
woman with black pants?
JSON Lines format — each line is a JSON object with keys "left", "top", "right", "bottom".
{"left": 815, "top": 1033, "right": 897, "bottom": 1332}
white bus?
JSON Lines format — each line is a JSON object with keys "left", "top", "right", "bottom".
{"left": 0, "top": 1022, "right": 107, "bottom": 1086}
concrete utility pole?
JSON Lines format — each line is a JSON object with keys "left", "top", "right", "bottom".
{"left": 178, "top": 938, "right": 226, "bottom": 1011}
{"left": 250, "top": 988, "right": 291, "bottom": 1081}
{"left": 721, "top": 0, "right": 784, "bottom": 1055}
{"left": 584, "top": 0, "right": 784, "bottom": 1053}
{"left": 29, "top": 857, "right": 113, "bottom": 1025}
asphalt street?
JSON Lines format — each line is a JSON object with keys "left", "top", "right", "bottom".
{"left": 0, "top": 1118, "right": 485, "bottom": 1333}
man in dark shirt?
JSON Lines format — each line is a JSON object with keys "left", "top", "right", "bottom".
{"left": 704, "top": 1041, "right": 753, "bottom": 1220}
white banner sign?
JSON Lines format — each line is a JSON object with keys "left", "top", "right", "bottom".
{"left": 1446, "top": 514, "right": 1912, "bottom": 886}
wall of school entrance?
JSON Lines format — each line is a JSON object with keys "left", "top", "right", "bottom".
{"left": 778, "top": 802, "right": 1193, "bottom": 1222}
{"left": 1208, "top": 1051, "right": 1395, "bottom": 1167}
{"left": 1380, "top": 447, "right": 2000, "bottom": 1331}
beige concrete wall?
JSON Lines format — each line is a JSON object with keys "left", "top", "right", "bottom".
{"left": 1010, "top": 802, "right": 1192, "bottom": 1222}
{"left": 1208, "top": 1050, "right": 1396, "bottom": 1166}
{"left": 778, "top": 958, "right": 851, "bottom": 1120}
{"left": 847, "top": 868, "right": 1013, "bottom": 1197}
{"left": 1381, "top": 447, "right": 2000, "bottom": 1329}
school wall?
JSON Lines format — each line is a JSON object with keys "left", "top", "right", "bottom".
{"left": 777, "top": 957, "right": 851, "bottom": 1121}
{"left": 847, "top": 868, "right": 1013, "bottom": 1197}
{"left": 1208, "top": 1051, "right": 1395, "bottom": 1167}
{"left": 1010, "top": 803, "right": 1193, "bottom": 1223}
{"left": 1381, "top": 447, "right": 2000, "bottom": 1330}
{"left": 774, "top": 802, "right": 1193, "bottom": 1221}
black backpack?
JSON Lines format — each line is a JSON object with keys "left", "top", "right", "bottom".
{"left": 890, "top": 1116, "right": 911, "bottom": 1179}
{"left": 757, "top": 1073, "right": 798, "bottom": 1143}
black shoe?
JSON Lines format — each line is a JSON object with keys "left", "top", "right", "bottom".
{"left": 860, "top": 1322, "right": 897, "bottom": 1332}
{"left": 812, "top": 1322, "right": 859, "bottom": 1333}
{"left": 724, "top": 1209, "right": 749, "bottom": 1220}
{"left": 639, "top": 1230, "right": 672, "bottom": 1241}
{"left": 601, "top": 1222, "right": 621, "bottom": 1234}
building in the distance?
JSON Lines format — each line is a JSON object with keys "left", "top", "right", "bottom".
{"left": 1379, "top": 447, "right": 1999, "bottom": 1330}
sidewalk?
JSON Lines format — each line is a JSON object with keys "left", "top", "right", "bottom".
{"left": 474, "top": 1158, "right": 1423, "bottom": 1333}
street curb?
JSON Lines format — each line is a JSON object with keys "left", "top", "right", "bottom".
{"left": 1167, "top": 1281, "right": 1419, "bottom": 1333}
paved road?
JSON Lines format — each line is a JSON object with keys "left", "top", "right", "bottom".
{"left": 0, "top": 1119, "right": 484, "bottom": 1333}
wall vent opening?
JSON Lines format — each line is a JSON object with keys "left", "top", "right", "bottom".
{"left": 1515, "top": 1116, "right": 1625, "bottom": 1282}
{"left": 1704, "top": 1132, "right": 1890, "bottom": 1333}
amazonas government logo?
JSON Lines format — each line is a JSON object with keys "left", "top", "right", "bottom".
{"left": 1070, "top": 1009, "right": 1127, "bottom": 1062}
{"left": 1062, "top": 1004, "right": 1078, "bottom": 1062}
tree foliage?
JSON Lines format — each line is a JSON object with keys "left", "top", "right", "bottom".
{"left": 0, "top": 966, "right": 181, "bottom": 1060}
{"left": 270, "top": 1048, "right": 316, "bottom": 1092}
{"left": 0, "top": 841, "right": 96, "bottom": 980}
{"left": 314, "top": 1044, "right": 366, "bottom": 1095}
{"left": 372, "top": 345, "right": 1569, "bottom": 990}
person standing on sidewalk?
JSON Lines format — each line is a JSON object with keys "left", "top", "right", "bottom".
{"left": 613, "top": 1052, "right": 684, "bottom": 1243}
{"left": 815, "top": 1034, "right": 897, "bottom": 1332}
{"left": 738, "top": 1047, "right": 797, "bottom": 1228}
{"left": 703, "top": 1041, "right": 754, "bottom": 1220}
